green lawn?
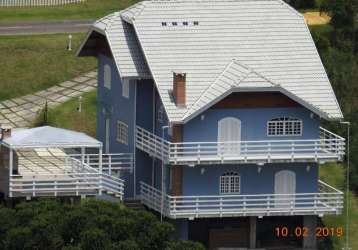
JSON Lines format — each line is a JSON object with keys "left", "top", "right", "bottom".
{"left": 320, "top": 163, "right": 358, "bottom": 250}
{"left": 0, "top": 33, "right": 96, "bottom": 101}
{"left": 0, "top": 0, "right": 138, "bottom": 23}
{"left": 36, "top": 90, "right": 97, "bottom": 137}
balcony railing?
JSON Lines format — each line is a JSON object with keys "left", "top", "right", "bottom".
{"left": 140, "top": 181, "right": 343, "bottom": 219}
{"left": 136, "top": 126, "right": 345, "bottom": 165}
{"left": 69, "top": 153, "right": 134, "bottom": 174}
{"left": 10, "top": 157, "right": 125, "bottom": 199}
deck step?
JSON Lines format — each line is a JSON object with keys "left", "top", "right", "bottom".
{"left": 124, "top": 199, "right": 145, "bottom": 210}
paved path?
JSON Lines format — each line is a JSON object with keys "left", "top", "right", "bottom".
{"left": 0, "top": 71, "right": 97, "bottom": 128}
{"left": 0, "top": 19, "right": 93, "bottom": 35}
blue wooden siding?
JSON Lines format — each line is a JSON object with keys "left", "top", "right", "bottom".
{"left": 135, "top": 79, "right": 157, "bottom": 195}
{"left": 97, "top": 54, "right": 137, "bottom": 197}
{"left": 181, "top": 163, "right": 318, "bottom": 196}
{"left": 183, "top": 107, "right": 320, "bottom": 143}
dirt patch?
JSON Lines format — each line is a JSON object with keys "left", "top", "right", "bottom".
{"left": 303, "top": 12, "right": 331, "bottom": 25}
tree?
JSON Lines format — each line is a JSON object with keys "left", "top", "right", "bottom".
{"left": 0, "top": 199, "right": 205, "bottom": 250}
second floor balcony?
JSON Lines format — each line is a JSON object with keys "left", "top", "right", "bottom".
{"left": 136, "top": 126, "right": 345, "bottom": 165}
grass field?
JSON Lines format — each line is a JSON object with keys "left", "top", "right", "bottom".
{"left": 0, "top": 33, "right": 96, "bottom": 101}
{"left": 0, "top": 0, "right": 138, "bottom": 23}
{"left": 320, "top": 163, "right": 358, "bottom": 250}
{"left": 36, "top": 90, "right": 97, "bottom": 137}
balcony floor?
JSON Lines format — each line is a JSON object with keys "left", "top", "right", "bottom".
{"left": 169, "top": 152, "right": 340, "bottom": 165}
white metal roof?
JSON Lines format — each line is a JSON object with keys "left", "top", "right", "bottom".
{"left": 82, "top": 0, "right": 343, "bottom": 122}
{"left": 2, "top": 126, "right": 102, "bottom": 149}
{"left": 91, "top": 11, "right": 151, "bottom": 79}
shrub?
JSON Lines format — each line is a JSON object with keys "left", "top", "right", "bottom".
{"left": 0, "top": 199, "right": 195, "bottom": 250}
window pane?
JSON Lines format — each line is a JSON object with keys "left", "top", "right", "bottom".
{"left": 117, "top": 121, "right": 128, "bottom": 145}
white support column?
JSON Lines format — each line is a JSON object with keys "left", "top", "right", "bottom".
{"left": 81, "top": 147, "right": 85, "bottom": 167}
{"left": 99, "top": 147, "right": 103, "bottom": 195}
{"left": 249, "top": 216, "right": 257, "bottom": 249}
{"left": 9, "top": 148, "right": 13, "bottom": 197}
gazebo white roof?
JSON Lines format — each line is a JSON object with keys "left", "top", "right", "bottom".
{"left": 1, "top": 126, "right": 102, "bottom": 149}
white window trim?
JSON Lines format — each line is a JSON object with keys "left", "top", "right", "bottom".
{"left": 267, "top": 117, "right": 303, "bottom": 137}
{"left": 122, "top": 79, "right": 129, "bottom": 99}
{"left": 116, "top": 120, "right": 128, "bottom": 145}
{"left": 104, "top": 64, "right": 111, "bottom": 89}
{"left": 219, "top": 172, "right": 241, "bottom": 194}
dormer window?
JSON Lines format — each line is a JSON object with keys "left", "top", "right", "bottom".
{"left": 267, "top": 117, "right": 302, "bottom": 136}
{"left": 172, "top": 22, "right": 178, "bottom": 26}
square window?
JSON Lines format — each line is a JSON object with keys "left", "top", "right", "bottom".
{"left": 220, "top": 173, "right": 240, "bottom": 194}
{"left": 117, "top": 121, "right": 128, "bottom": 145}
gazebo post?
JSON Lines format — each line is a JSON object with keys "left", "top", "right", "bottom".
{"left": 99, "top": 146, "right": 103, "bottom": 195}
{"left": 81, "top": 147, "right": 85, "bottom": 167}
{"left": 9, "top": 148, "right": 13, "bottom": 197}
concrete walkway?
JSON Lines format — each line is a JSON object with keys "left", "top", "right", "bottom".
{"left": 0, "top": 71, "right": 97, "bottom": 128}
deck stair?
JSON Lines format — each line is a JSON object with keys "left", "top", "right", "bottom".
{"left": 124, "top": 198, "right": 145, "bottom": 210}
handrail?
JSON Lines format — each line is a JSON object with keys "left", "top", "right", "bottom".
{"left": 136, "top": 126, "right": 345, "bottom": 164}
{"left": 69, "top": 153, "right": 134, "bottom": 174}
{"left": 140, "top": 181, "right": 343, "bottom": 219}
{"left": 9, "top": 156, "right": 124, "bottom": 199}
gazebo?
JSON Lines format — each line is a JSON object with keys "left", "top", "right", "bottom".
{"left": 0, "top": 126, "right": 125, "bottom": 200}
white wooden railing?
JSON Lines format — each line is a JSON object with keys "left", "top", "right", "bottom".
{"left": 0, "top": 0, "right": 85, "bottom": 7}
{"left": 9, "top": 157, "right": 124, "bottom": 199}
{"left": 70, "top": 153, "right": 134, "bottom": 174}
{"left": 136, "top": 126, "right": 345, "bottom": 165}
{"left": 136, "top": 126, "right": 170, "bottom": 161}
{"left": 140, "top": 181, "right": 343, "bottom": 219}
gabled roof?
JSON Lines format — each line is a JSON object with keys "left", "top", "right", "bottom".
{"left": 79, "top": 0, "right": 343, "bottom": 122}
{"left": 81, "top": 10, "right": 151, "bottom": 79}
{"left": 183, "top": 60, "right": 277, "bottom": 121}
{"left": 2, "top": 126, "right": 102, "bottom": 149}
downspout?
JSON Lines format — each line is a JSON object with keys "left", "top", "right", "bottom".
{"left": 133, "top": 81, "right": 137, "bottom": 197}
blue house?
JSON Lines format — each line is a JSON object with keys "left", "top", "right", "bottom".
{"left": 78, "top": 0, "right": 345, "bottom": 248}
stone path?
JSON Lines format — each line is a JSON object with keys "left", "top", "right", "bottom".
{"left": 0, "top": 71, "right": 97, "bottom": 128}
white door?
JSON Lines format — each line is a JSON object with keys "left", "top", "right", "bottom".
{"left": 218, "top": 117, "right": 241, "bottom": 155}
{"left": 105, "top": 117, "right": 110, "bottom": 153}
{"left": 275, "top": 170, "right": 296, "bottom": 208}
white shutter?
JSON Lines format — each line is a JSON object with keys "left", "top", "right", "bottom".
{"left": 104, "top": 64, "right": 111, "bottom": 89}
{"left": 218, "top": 117, "right": 241, "bottom": 155}
{"left": 275, "top": 170, "right": 296, "bottom": 208}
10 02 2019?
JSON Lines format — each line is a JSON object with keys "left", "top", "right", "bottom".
{"left": 275, "top": 226, "right": 344, "bottom": 238}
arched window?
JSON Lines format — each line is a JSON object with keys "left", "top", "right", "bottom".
{"left": 267, "top": 117, "right": 302, "bottom": 136}
{"left": 104, "top": 64, "right": 111, "bottom": 89}
{"left": 220, "top": 172, "right": 240, "bottom": 194}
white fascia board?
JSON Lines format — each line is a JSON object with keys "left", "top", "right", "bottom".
{"left": 75, "top": 26, "right": 106, "bottom": 57}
